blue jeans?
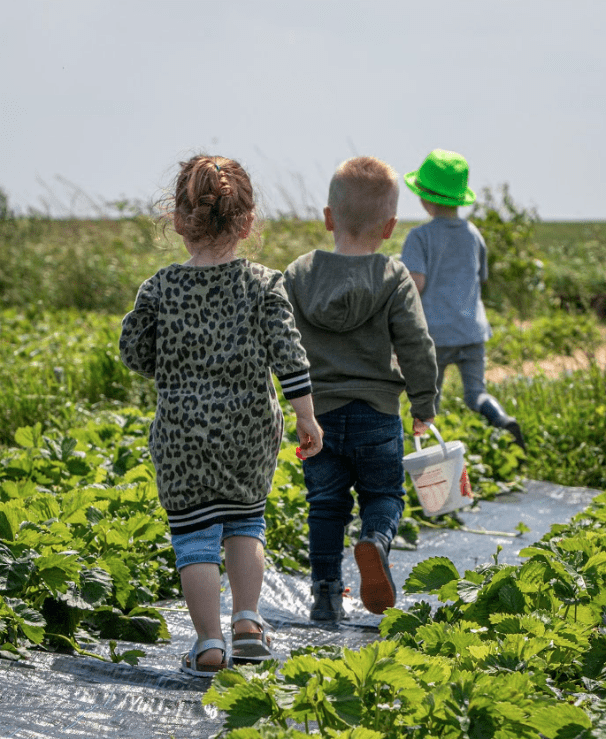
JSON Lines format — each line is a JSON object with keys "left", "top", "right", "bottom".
{"left": 435, "top": 343, "right": 513, "bottom": 425}
{"left": 435, "top": 343, "right": 487, "bottom": 412}
{"left": 302, "top": 400, "right": 405, "bottom": 583}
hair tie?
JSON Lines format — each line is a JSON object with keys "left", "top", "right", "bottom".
{"left": 215, "top": 163, "right": 221, "bottom": 172}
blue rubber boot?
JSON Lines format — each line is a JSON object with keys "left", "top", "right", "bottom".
{"left": 478, "top": 395, "right": 526, "bottom": 451}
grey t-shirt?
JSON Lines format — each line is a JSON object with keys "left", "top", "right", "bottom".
{"left": 401, "top": 217, "right": 492, "bottom": 347}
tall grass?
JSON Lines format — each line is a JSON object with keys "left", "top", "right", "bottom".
{"left": 0, "top": 310, "right": 156, "bottom": 445}
{"left": 491, "top": 363, "right": 606, "bottom": 489}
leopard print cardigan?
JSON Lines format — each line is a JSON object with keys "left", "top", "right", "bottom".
{"left": 119, "top": 260, "right": 311, "bottom": 534}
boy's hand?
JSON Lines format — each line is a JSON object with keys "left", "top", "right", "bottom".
{"left": 296, "top": 417, "right": 323, "bottom": 459}
{"left": 413, "top": 417, "right": 434, "bottom": 436}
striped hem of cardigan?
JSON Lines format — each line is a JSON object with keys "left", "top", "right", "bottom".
{"left": 166, "top": 498, "right": 266, "bottom": 535}
{"left": 278, "top": 369, "right": 312, "bottom": 400}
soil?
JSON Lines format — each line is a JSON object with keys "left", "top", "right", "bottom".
{"left": 486, "top": 332, "right": 606, "bottom": 383}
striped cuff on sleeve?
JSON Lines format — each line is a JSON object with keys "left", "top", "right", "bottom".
{"left": 278, "top": 369, "right": 312, "bottom": 399}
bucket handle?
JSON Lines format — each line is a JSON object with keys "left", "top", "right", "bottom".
{"left": 414, "top": 423, "right": 448, "bottom": 459}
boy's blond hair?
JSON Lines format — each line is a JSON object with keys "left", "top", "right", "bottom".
{"left": 327, "top": 156, "right": 399, "bottom": 237}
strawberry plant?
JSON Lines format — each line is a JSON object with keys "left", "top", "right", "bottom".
{"left": 0, "top": 412, "right": 176, "bottom": 660}
{"left": 204, "top": 492, "right": 606, "bottom": 737}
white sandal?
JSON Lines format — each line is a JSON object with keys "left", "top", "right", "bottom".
{"left": 231, "top": 610, "right": 273, "bottom": 664}
{"left": 180, "top": 637, "right": 227, "bottom": 677}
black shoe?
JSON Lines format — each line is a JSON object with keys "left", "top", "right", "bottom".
{"left": 310, "top": 580, "right": 346, "bottom": 622}
{"left": 505, "top": 420, "right": 526, "bottom": 452}
{"left": 354, "top": 531, "right": 396, "bottom": 615}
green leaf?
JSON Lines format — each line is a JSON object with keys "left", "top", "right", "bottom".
{"left": 224, "top": 729, "right": 310, "bottom": 739}
{"left": 497, "top": 581, "right": 526, "bottom": 614}
{"left": 341, "top": 641, "right": 398, "bottom": 686}
{"left": 97, "top": 555, "right": 132, "bottom": 608}
{"left": 582, "top": 551, "right": 606, "bottom": 572}
{"left": 489, "top": 614, "right": 524, "bottom": 635}
{"left": 438, "top": 579, "right": 460, "bottom": 602}
{"left": 36, "top": 552, "right": 82, "bottom": 592}
{"left": 218, "top": 683, "right": 276, "bottom": 729}
{"left": 123, "top": 464, "right": 155, "bottom": 483}
{"left": 0, "top": 503, "right": 23, "bottom": 541}
{"left": 109, "top": 640, "right": 145, "bottom": 665}
{"left": 0, "top": 479, "right": 38, "bottom": 500}
{"left": 0, "top": 547, "right": 35, "bottom": 592}
{"left": 327, "top": 729, "right": 385, "bottom": 739}
{"left": 379, "top": 607, "right": 427, "bottom": 639}
{"left": 4, "top": 597, "right": 46, "bottom": 643}
{"left": 582, "top": 635, "right": 606, "bottom": 679}
{"left": 527, "top": 703, "right": 591, "bottom": 736}
{"left": 281, "top": 653, "right": 325, "bottom": 686}
{"left": 87, "top": 605, "right": 168, "bottom": 643}
{"left": 322, "top": 675, "right": 363, "bottom": 725}
{"left": 457, "top": 578, "right": 484, "bottom": 604}
{"left": 79, "top": 567, "right": 113, "bottom": 607}
{"left": 60, "top": 567, "right": 113, "bottom": 610}
{"left": 404, "top": 556, "right": 460, "bottom": 594}
{"left": 0, "top": 642, "right": 28, "bottom": 661}
{"left": 60, "top": 490, "right": 96, "bottom": 524}
{"left": 14, "top": 424, "right": 42, "bottom": 449}
{"left": 518, "top": 559, "right": 549, "bottom": 586}
{"left": 415, "top": 621, "right": 451, "bottom": 656}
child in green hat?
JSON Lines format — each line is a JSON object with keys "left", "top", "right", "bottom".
{"left": 401, "top": 149, "right": 525, "bottom": 450}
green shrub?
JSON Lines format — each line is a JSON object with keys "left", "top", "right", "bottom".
{"left": 486, "top": 309, "right": 603, "bottom": 368}
{"left": 539, "top": 223, "right": 606, "bottom": 320}
{"left": 470, "top": 185, "right": 544, "bottom": 318}
{"left": 483, "top": 362, "right": 606, "bottom": 489}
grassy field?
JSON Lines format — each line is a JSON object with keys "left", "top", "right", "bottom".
{"left": 1, "top": 208, "right": 605, "bottom": 485}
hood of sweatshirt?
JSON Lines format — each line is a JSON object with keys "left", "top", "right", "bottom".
{"left": 284, "top": 250, "right": 406, "bottom": 333}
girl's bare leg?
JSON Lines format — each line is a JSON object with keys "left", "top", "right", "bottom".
{"left": 224, "top": 535, "right": 264, "bottom": 633}
{"left": 180, "top": 562, "right": 224, "bottom": 665}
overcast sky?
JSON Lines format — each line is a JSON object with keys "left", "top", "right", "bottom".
{"left": 1, "top": 0, "right": 604, "bottom": 220}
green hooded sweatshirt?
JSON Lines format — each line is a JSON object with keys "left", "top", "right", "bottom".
{"left": 284, "top": 250, "right": 438, "bottom": 419}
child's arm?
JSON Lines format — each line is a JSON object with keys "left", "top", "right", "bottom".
{"left": 290, "top": 394, "right": 323, "bottom": 459}
{"left": 260, "top": 272, "right": 323, "bottom": 457}
{"left": 119, "top": 277, "right": 160, "bottom": 379}
{"left": 390, "top": 274, "right": 438, "bottom": 422}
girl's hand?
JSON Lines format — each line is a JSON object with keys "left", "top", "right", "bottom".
{"left": 413, "top": 417, "right": 434, "bottom": 436}
{"left": 296, "top": 417, "right": 323, "bottom": 459}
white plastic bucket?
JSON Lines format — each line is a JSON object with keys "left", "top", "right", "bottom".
{"left": 402, "top": 424, "right": 473, "bottom": 517}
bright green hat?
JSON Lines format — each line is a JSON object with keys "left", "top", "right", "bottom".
{"left": 404, "top": 149, "right": 476, "bottom": 206}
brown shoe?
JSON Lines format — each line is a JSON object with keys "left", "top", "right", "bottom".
{"left": 354, "top": 532, "right": 396, "bottom": 615}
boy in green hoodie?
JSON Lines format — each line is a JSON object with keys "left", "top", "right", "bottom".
{"left": 284, "top": 156, "right": 438, "bottom": 620}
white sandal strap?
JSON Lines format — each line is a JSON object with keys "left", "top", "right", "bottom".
{"left": 191, "top": 637, "right": 225, "bottom": 660}
{"left": 231, "top": 610, "right": 263, "bottom": 627}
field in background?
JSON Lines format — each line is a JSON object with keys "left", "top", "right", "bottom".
{"left": 2, "top": 214, "right": 605, "bottom": 315}
{"left": 1, "top": 208, "right": 605, "bottom": 486}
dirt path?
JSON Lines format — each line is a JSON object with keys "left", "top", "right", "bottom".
{"left": 486, "top": 343, "right": 606, "bottom": 383}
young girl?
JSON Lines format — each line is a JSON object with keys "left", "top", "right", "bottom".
{"left": 120, "top": 154, "right": 323, "bottom": 677}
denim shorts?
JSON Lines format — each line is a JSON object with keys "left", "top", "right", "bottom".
{"left": 171, "top": 516, "right": 266, "bottom": 570}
